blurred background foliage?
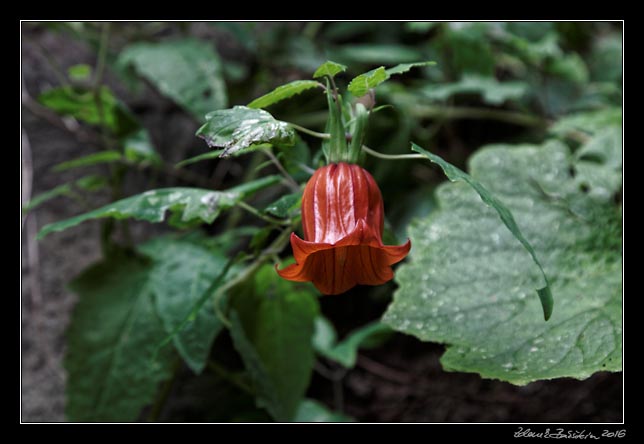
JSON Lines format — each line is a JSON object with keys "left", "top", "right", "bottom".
{"left": 21, "top": 21, "right": 622, "bottom": 422}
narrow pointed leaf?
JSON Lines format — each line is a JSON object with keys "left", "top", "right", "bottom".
{"left": 247, "top": 80, "right": 321, "bottom": 109}
{"left": 385, "top": 60, "right": 436, "bottom": 76}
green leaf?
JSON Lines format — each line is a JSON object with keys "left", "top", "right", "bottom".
{"left": 385, "top": 61, "right": 436, "bottom": 76}
{"left": 196, "top": 106, "right": 295, "bottom": 158}
{"left": 329, "top": 44, "right": 424, "bottom": 65}
{"left": 385, "top": 141, "right": 622, "bottom": 385}
{"left": 550, "top": 108, "right": 622, "bottom": 137}
{"left": 313, "top": 319, "right": 392, "bottom": 368}
{"left": 65, "top": 250, "right": 176, "bottom": 421}
{"left": 23, "top": 175, "right": 107, "bottom": 213}
{"left": 52, "top": 150, "right": 122, "bottom": 172}
{"left": 123, "top": 129, "right": 162, "bottom": 166}
{"left": 139, "top": 237, "right": 229, "bottom": 374}
{"left": 411, "top": 143, "right": 554, "bottom": 321}
{"left": 37, "top": 175, "right": 281, "bottom": 239}
{"left": 229, "top": 265, "right": 318, "bottom": 421}
{"left": 67, "top": 63, "right": 92, "bottom": 82}
{"left": 573, "top": 127, "right": 622, "bottom": 201}
{"left": 118, "top": 39, "right": 228, "bottom": 120}
{"left": 422, "top": 75, "right": 528, "bottom": 105}
{"left": 38, "top": 86, "right": 139, "bottom": 137}
{"left": 313, "top": 60, "right": 347, "bottom": 79}
{"left": 175, "top": 149, "right": 225, "bottom": 168}
{"left": 294, "top": 399, "right": 354, "bottom": 422}
{"left": 348, "top": 67, "right": 388, "bottom": 98}
{"left": 247, "top": 80, "right": 321, "bottom": 109}
{"left": 263, "top": 193, "right": 301, "bottom": 218}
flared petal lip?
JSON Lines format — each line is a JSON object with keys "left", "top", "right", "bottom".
{"left": 276, "top": 219, "right": 411, "bottom": 295}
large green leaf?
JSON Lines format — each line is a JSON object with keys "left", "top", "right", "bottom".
{"left": 196, "top": 106, "right": 295, "bottom": 158}
{"left": 411, "top": 143, "right": 553, "bottom": 320}
{"left": 229, "top": 265, "right": 318, "bottom": 421}
{"left": 139, "top": 237, "right": 229, "bottom": 374}
{"left": 38, "top": 86, "right": 139, "bottom": 137}
{"left": 65, "top": 250, "right": 176, "bottom": 421}
{"left": 384, "top": 140, "right": 622, "bottom": 385}
{"left": 247, "top": 80, "right": 322, "bottom": 109}
{"left": 118, "top": 39, "right": 227, "bottom": 120}
{"left": 422, "top": 75, "right": 528, "bottom": 105}
{"left": 37, "top": 175, "right": 281, "bottom": 239}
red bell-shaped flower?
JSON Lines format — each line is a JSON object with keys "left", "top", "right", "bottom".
{"left": 276, "top": 163, "right": 411, "bottom": 295}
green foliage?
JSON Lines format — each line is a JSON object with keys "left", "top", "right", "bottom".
{"left": 229, "top": 265, "right": 319, "bottom": 421}
{"left": 37, "top": 175, "right": 281, "bottom": 239}
{"left": 52, "top": 150, "right": 122, "bottom": 172}
{"left": 313, "top": 60, "right": 347, "bottom": 79}
{"left": 65, "top": 250, "right": 177, "bottom": 421}
{"left": 139, "top": 237, "right": 230, "bottom": 374}
{"left": 313, "top": 318, "right": 393, "bottom": 368}
{"left": 294, "top": 400, "right": 354, "bottom": 422}
{"left": 247, "top": 80, "right": 322, "bottom": 109}
{"left": 123, "top": 129, "right": 162, "bottom": 165}
{"left": 38, "top": 86, "right": 139, "bottom": 137}
{"left": 385, "top": 140, "right": 621, "bottom": 384}
{"left": 550, "top": 108, "right": 622, "bottom": 137}
{"left": 263, "top": 193, "right": 301, "bottom": 218}
{"left": 118, "top": 39, "right": 228, "bottom": 120}
{"left": 411, "top": 143, "right": 554, "bottom": 320}
{"left": 67, "top": 63, "right": 92, "bottom": 82}
{"left": 196, "top": 106, "right": 295, "bottom": 158}
{"left": 348, "top": 67, "right": 388, "bottom": 98}
{"left": 23, "top": 175, "right": 108, "bottom": 213}
{"left": 422, "top": 75, "right": 528, "bottom": 105}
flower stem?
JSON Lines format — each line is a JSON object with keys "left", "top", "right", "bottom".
{"left": 236, "top": 200, "right": 291, "bottom": 226}
{"left": 361, "top": 145, "right": 425, "bottom": 160}
{"left": 288, "top": 122, "right": 331, "bottom": 140}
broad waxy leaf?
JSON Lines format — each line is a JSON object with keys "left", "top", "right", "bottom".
{"left": 37, "top": 175, "right": 281, "bottom": 239}
{"left": 65, "top": 250, "right": 176, "bottom": 421}
{"left": 385, "top": 141, "right": 622, "bottom": 385}
{"left": 139, "top": 237, "right": 229, "bottom": 374}
{"left": 313, "top": 60, "right": 347, "bottom": 79}
{"left": 118, "top": 39, "right": 228, "bottom": 120}
{"left": 411, "top": 143, "right": 554, "bottom": 320}
{"left": 247, "top": 80, "right": 321, "bottom": 109}
{"left": 229, "top": 265, "right": 318, "bottom": 421}
{"left": 197, "top": 106, "right": 295, "bottom": 158}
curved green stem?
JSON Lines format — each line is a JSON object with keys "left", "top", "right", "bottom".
{"left": 288, "top": 123, "right": 331, "bottom": 140}
{"left": 236, "top": 200, "right": 291, "bottom": 226}
{"left": 362, "top": 145, "right": 425, "bottom": 160}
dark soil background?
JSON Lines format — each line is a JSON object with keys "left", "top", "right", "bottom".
{"left": 20, "top": 24, "right": 623, "bottom": 423}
